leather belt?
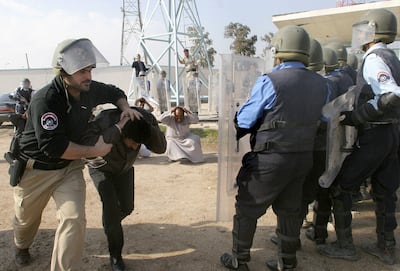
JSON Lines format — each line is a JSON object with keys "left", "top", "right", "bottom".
{"left": 361, "top": 121, "right": 394, "bottom": 130}
{"left": 19, "top": 153, "right": 70, "bottom": 170}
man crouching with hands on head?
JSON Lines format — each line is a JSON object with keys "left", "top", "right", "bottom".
{"left": 11, "top": 38, "right": 141, "bottom": 271}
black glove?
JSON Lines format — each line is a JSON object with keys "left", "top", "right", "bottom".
{"left": 378, "top": 92, "right": 400, "bottom": 111}
{"left": 340, "top": 103, "right": 383, "bottom": 127}
{"left": 339, "top": 111, "right": 356, "bottom": 126}
{"left": 235, "top": 127, "right": 251, "bottom": 140}
{"left": 234, "top": 112, "right": 251, "bottom": 140}
{"left": 353, "top": 103, "right": 382, "bottom": 125}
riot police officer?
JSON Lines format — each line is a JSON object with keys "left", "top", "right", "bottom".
{"left": 220, "top": 25, "right": 328, "bottom": 271}
{"left": 11, "top": 38, "right": 141, "bottom": 271}
{"left": 326, "top": 41, "right": 357, "bottom": 87}
{"left": 318, "top": 9, "right": 400, "bottom": 265}
{"left": 304, "top": 47, "right": 340, "bottom": 245}
{"left": 270, "top": 38, "right": 328, "bottom": 248}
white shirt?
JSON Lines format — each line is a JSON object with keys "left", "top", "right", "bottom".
{"left": 363, "top": 42, "right": 400, "bottom": 108}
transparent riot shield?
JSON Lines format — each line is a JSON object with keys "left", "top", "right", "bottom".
{"left": 208, "top": 72, "right": 219, "bottom": 113}
{"left": 217, "top": 53, "right": 273, "bottom": 222}
{"left": 183, "top": 72, "right": 201, "bottom": 113}
{"left": 319, "top": 86, "right": 359, "bottom": 188}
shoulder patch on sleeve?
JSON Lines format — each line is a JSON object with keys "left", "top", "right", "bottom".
{"left": 377, "top": 71, "right": 391, "bottom": 84}
{"left": 41, "top": 112, "right": 59, "bottom": 130}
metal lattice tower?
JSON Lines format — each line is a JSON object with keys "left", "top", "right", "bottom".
{"left": 120, "top": 0, "right": 142, "bottom": 66}
{"left": 120, "top": 0, "right": 212, "bottom": 106}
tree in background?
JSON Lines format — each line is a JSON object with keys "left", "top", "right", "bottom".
{"left": 260, "top": 32, "right": 274, "bottom": 58}
{"left": 224, "top": 22, "right": 257, "bottom": 56}
{"left": 187, "top": 26, "right": 217, "bottom": 68}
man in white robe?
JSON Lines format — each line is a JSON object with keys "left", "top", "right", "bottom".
{"left": 159, "top": 107, "right": 204, "bottom": 163}
{"left": 155, "top": 70, "right": 170, "bottom": 113}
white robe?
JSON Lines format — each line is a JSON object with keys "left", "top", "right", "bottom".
{"left": 155, "top": 78, "right": 170, "bottom": 113}
{"left": 159, "top": 112, "right": 204, "bottom": 163}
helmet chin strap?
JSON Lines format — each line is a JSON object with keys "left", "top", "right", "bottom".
{"left": 61, "top": 76, "right": 72, "bottom": 114}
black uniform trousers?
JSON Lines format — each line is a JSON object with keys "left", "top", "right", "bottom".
{"left": 89, "top": 167, "right": 135, "bottom": 258}
{"left": 302, "top": 150, "right": 327, "bottom": 213}
{"left": 332, "top": 124, "right": 400, "bottom": 234}
{"left": 302, "top": 150, "right": 332, "bottom": 239}
{"left": 233, "top": 151, "right": 313, "bottom": 264}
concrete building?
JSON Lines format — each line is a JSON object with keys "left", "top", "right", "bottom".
{"left": 272, "top": 0, "right": 400, "bottom": 46}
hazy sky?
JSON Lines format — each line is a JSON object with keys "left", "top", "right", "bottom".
{"left": 0, "top": 0, "right": 339, "bottom": 69}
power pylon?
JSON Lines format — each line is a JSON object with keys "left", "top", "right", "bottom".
{"left": 120, "top": 0, "right": 142, "bottom": 66}
{"left": 120, "top": 0, "right": 212, "bottom": 106}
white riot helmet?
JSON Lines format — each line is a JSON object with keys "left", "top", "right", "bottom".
{"left": 352, "top": 9, "right": 397, "bottom": 49}
{"left": 52, "top": 38, "right": 109, "bottom": 75}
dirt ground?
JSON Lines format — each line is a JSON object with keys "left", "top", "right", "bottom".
{"left": 0, "top": 123, "right": 399, "bottom": 271}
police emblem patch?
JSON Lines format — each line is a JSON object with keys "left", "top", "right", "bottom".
{"left": 377, "top": 71, "right": 390, "bottom": 83}
{"left": 41, "top": 112, "right": 58, "bottom": 130}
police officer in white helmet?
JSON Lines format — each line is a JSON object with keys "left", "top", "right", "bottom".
{"left": 11, "top": 38, "right": 141, "bottom": 271}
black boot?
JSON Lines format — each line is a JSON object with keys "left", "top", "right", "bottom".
{"left": 15, "top": 247, "right": 31, "bottom": 267}
{"left": 15, "top": 247, "right": 31, "bottom": 266}
{"left": 266, "top": 259, "right": 296, "bottom": 271}
{"left": 267, "top": 230, "right": 298, "bottom": 271}
{"left": 363, "top": 232, "right": 397, "bottom": 265}
{"left": 220, "top": 253, "right": 249, "bottom": 271}
{"left": 305, "top": 226, "right": 326, "bottom": 245}
{"left": 306, "top": 190, "right": 331, "bottom": 245}
{"left": 110, "top": 256, "right": 126, "bottom": 271}
{"left": 221, "top": 214, "right": 256, "bottom": 270}
{"left": 362, "top": 194, "right": 397, "bottom": 264}
{"left": 317, "top": 227, "right": 359, "bottom": 261}
{"left": 318, "top": 187, "right": 359, "bottom": 261}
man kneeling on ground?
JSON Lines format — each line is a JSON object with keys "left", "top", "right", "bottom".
{"left": 159, "top": 106, "right": 204, "bottom": 163}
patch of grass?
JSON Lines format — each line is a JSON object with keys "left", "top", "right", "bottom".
{"left": 191, "top": 128, "right": 218, "bottom": 144}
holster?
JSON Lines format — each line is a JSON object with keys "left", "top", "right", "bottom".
{"left": 4, "top": 152, "right": 26, "bottom": 187}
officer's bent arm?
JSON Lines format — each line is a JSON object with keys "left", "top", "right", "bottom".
{"left": 115, "top": 97, "right": 131, "bottom": 111}
{"left": 60, "top": 140, "right": 111, "bottom": 160}
{"left": 236, "top": 75, "right": 276, "bottom": 129}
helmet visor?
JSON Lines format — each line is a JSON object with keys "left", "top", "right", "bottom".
{"left": 351, "top": 21, "right": 375, "bottom": 49}
{"left": 57, "top": 39, "right": 109, "bottom": 75}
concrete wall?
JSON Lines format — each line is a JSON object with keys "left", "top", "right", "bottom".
{"left": 0, "top": 66, "right": 134, "bottom": 94}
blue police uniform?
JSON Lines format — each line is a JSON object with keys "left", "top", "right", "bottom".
{"left": 225, "top": 61, "right": 328, "bottom": 269}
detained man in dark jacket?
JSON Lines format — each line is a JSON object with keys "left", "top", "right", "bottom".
{"left": 81, "top": 107, "right": 166, "bottom": 271}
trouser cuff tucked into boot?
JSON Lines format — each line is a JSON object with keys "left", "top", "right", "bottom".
{"left": 220, "top": 253, "right": 249, "bottom": 271}
{"left": 266, "top": 250, "right": 297, "bottom": 271}
{"left": 267, "top": 232, "right": 298, "bottom": 270}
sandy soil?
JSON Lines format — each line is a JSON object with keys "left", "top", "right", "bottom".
{"left": 0, "top": 123, "right": 399, "bottom": 271}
